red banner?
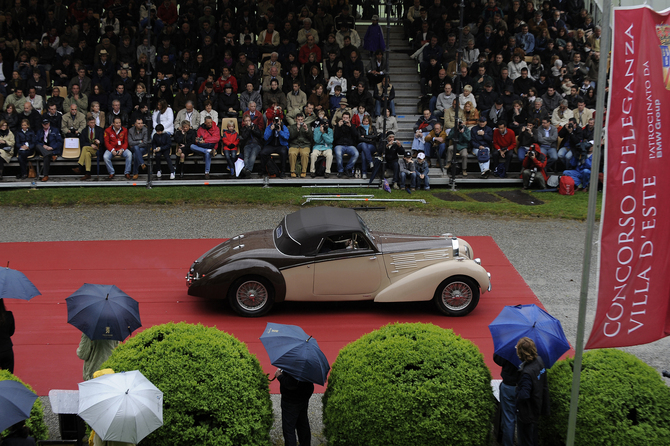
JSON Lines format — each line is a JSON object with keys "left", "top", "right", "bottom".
{"left": 586, "top": 6, "right": 670, "bottom": 349}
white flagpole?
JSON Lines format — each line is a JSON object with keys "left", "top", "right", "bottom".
{"left": 565, "top": 0, "right": 612, "bottom": 444}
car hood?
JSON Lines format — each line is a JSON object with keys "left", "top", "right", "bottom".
{"left": 193, "top": 230, "right": 278, "bottom": 273}
{"left": 374, "top": 232, "right": 473, "bottom": 259}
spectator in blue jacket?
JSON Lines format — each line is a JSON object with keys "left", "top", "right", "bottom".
{"left": 470, "top": 116, "right": 493, "bottom": 177}
{"left": 35, "top": 118, "right": 63, "bottom": 182}
{"left": 262, "top": 116, "right": 290, "bottom": 177}
{"left": 15, "top": 119, "right": 35, "bottom": 180}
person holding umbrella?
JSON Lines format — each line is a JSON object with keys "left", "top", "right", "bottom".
{"left": 515, "top": 337, "right": 550, "bottom": 446}
{"left": 76, "top": 334, "right": 119, "bottom": 381}
{"left": 0, "top": 299, "right": 16, "bottom": 373}
{"left": 275, "top": 368, "right": 314, "bottom": 446}
{"left": 493, "top": 352, "right": 518, "bottom": 446}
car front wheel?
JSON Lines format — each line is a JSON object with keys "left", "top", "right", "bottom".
{"left": 229, "top": 276, "right": 275, "bottom": 317}
{"left": 434, "top": 276, "right": 480, "bottom": 316}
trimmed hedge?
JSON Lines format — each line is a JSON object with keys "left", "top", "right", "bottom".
{"left": 540, "top": 349, "right": 670, "bottom": 446}
{"left": 0, "top": 370, "right": 49, "bottom": 440}
{"left": 102, "top": 322, "right": 272, "bottom": 446}
{"left": 323, "top": 322, "right": 495, "bottom": 446}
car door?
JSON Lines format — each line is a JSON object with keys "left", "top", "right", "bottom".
{"left": 312, "top": 232, "right": 383, "bottom": 297}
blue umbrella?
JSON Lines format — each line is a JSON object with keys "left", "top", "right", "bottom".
{"left": 488, "top": 304, "right": 571, "bottom": 369}
{"left": 260, "top": 323, "right": 330, "bottom": 386}
{"left": 0, "top": 380, "right": 38, "bottom": 432}
{"left": 0, "top": 264, "right": 41, "bottom": 301}
{"left": 66, "top": 284, "right": 142, "bottom": 341}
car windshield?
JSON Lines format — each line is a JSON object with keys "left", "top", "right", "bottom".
{"left": 358, "top": 215, "right": 374, "bottom": 241}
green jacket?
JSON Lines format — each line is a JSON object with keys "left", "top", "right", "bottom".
{"left": 450, "top": 124, "right": 471, "bottom": 151}
{"left": 76, "top": 333, "right": 119, "bottom": 381}
{"left": 289, "top": 123, "right": 313, "bottom": 148}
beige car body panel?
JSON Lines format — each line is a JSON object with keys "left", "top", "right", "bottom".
{"left": 374, "top": 259, "right": 491, "bottom": 303}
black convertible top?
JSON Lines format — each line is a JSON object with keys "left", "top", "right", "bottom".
{"left": 275, "top": 207, "right": 364, "bottom": 255}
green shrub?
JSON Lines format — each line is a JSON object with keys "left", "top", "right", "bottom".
{"left": 540, "top": 349, "right": 670, "bottom": 446}
{"left": 102, "top": 322, "right": 272, "bottom": 446}
{"left": 0, "top": 370, "right": 49, "bottom": 440}
{"left": 323, "top": 322, "right": 495, "bottom": 446}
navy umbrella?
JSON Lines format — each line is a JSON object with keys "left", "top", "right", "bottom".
{"left": 66, "top": 284, "right": 142, "bottom": 341}
{"left": 488, "top": 304, "right": 571, "bottom": 369}
{"left": 0, "top": 264, "right": 41, "bottom": 301}
{"left": 260, "top": 323, "right": 330, "bottom": 385}
{"left": 0, "top": 380, "right": 38, "bottom": 432}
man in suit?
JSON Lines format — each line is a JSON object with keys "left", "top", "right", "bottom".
{"left": 73, "top": 116, "right": 104, "bottom": 180}
{"left": 35, "top": 118, "right": 63, "bottom": 182}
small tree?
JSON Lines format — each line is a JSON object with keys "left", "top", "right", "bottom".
{"left": 540, "top": 349, "right": 670, "bottom": 445}
{"left": 323, "top": 322, "right": 495, "bottom": 446}
{"left": 102, "top": 322, "right": 272, "bottom": 446}
{"left": 0, "top": 370, "right": 49, "bottom": 440}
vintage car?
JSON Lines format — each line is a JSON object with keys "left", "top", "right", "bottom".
{"left": 186, "top": 207, "right": 491, "bottom": 317}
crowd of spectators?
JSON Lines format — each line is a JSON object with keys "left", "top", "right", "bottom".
{"left": 0, "top": 0, "right": 600, "bottom": 189}
{"left": 410, "top": 0, "right": 601, "bottom": 187}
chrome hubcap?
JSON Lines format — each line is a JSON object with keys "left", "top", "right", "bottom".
{"left": 442, "top": 281, "right": 473, "bottom": 310}
{"left": 237, "top": 281, "right": 268, "bottom": 311}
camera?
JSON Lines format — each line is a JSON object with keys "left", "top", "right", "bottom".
{"left": 567, "top": 123, "right": 574, "bottom": 130}
{"left": 528, "top": 150, "right": 535, "bottom": 158}
{"left": 274, "top": 116, "right": 281, "bottom": 124}
{"left": 457, "top": 120, "right": 465, "bottom": 132}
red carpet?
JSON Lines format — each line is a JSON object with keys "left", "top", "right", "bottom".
{"left": 3, "top": 237, "right": 571, "bottom": 395}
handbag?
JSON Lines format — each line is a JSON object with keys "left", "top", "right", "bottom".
{"left": 477, "top": 147, "right": 490, "bottom": 162}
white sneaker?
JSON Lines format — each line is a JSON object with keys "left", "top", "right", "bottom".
{"left": 362, "top": 174, "right": 367, "bottom": 179}
{"left": 156, "top": 170, "right": 162, "bottom": 178}
{"left": 170, "top": 172, "right": 175, "bottom": 179}
{"left": 369, "top": 162, "right": 374, "bottom": 169}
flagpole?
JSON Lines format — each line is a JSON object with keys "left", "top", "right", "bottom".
{"left": 565, "top": 0, "right": 612, "bottom": 444}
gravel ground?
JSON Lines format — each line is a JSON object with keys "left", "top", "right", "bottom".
{"left": 3, "top": 204, "right": 666, "bottom": 444}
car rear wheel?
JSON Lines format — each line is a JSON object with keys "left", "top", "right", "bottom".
{"left": 229, "top": 276, "right": 275, "bottom": 317}
{"left": 434, "top": 276, "right": 480, "bottom": 316}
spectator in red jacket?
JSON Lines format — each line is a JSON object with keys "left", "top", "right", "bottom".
{"left": 221, "top": 120, "right": 240, "bottom": 176}
{"left": 103, "top": 115, "right": 131, "bottom": 179}
{"left": 214, "top": 67, "right": 238, "bottom": 94}
{"left": 190, "top": 116, "right": 220, "bottom": 179}
{"left": 299, "top": 35, "right": 322, "bottom": 64}
{"left": 492, "top": 120, "right": 516, "bottom": 177}
{"left": 521, "top": 143, "right": 548, "bottom": 189}
{"left": 243, "top": 101, "right": 265, "bottom": 129}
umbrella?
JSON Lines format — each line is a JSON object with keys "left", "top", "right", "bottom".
{"left": 66, "top": 284, "right": 141, "bottom": 341}
{"left": 0, "top": 263, "right": 41, "bottom": 301}
{"left": 260, "top": 322, "right": 330, "bottom": 385}
{"left": 0, "top": 380, "right": 38, "bottom": 432}
{"left": 78, "top": 370, "right": 163, "bottom": 443}
{"left": 488, "top": 304, "right": 571, "bottom": 369}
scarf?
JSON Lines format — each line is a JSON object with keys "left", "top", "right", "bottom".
{"left": 361, "top": 124, "right": 369, "bottom": 134}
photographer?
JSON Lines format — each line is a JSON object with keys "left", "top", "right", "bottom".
{"left": 61, "top": 103, "right": 86, "bottom": 137}
{"left": 288, "top": 113, "right": 313, "bottom": 178}
{"left": 262, "top": 115, "right": 290, "bottom": 178}
{"left": 562, "top": 141, "right": 593, "bottom": 191}
{"left": 521, "top": 143, "right": 547, "bottom": 190}
{"left": 333, "top": 111, "right": 359, "bottom": 178}
{"left": 310, "top": 120, "right": 334, "bottom": 178}
{"left": 516, "top": 122, "right": 536, "bottom": 160}
{"left": 557, "top": 117, "right": 583, "bottom": 170}
{"left": 239, "top": 115, "right": 264, "bottom": 178}
{"left": 447, "top": 120, "right": 471, "bottom": 176}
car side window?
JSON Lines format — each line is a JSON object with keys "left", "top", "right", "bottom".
{"left": 318, "top": 233, "right": 369, "bottom": 254}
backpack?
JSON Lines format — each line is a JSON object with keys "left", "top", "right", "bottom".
{"left": 265, "top": 157, "right": 281, "bottom": 177}
{"left": 493, "top": 163, "right": 506, "bottom": 178}
{"left": 314, "top": 156, "right": 327, "bottom": 176}
{"left": 477, "top": 147, "right": 490, "bottom": 162}
{"left": 559, "top": 175, "right": 575, "bottom": 195}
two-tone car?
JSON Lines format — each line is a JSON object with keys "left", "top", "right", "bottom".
{"left": 186, "top": 207, "right": 491, "bottom": 317}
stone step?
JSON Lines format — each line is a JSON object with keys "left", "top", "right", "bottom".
{"left": 394, "top": 90, "right": 423, "bottom": 99}
{"left": 396, "top": 105, "right": 420, "bottom": 114}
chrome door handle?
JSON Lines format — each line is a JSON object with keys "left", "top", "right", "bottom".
{"left": 370, "top": 256, "right": 377, "bottom": 260}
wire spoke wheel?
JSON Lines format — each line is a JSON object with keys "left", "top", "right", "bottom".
{"left": 236, "top": 280, "right": 269, "bottom": 311}
{"left": 434, "top": 276, "right": 480, "bottom": 316}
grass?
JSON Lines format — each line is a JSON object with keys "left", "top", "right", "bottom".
{"left": 0, "top": 185, "right": 601, "bottom": 220}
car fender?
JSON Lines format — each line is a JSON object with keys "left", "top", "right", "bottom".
{"left": 189, "top": 259, "right": 287, "bottom": 302}
{"left": 374, "top": 261, "right": 491, "bottom": 303}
